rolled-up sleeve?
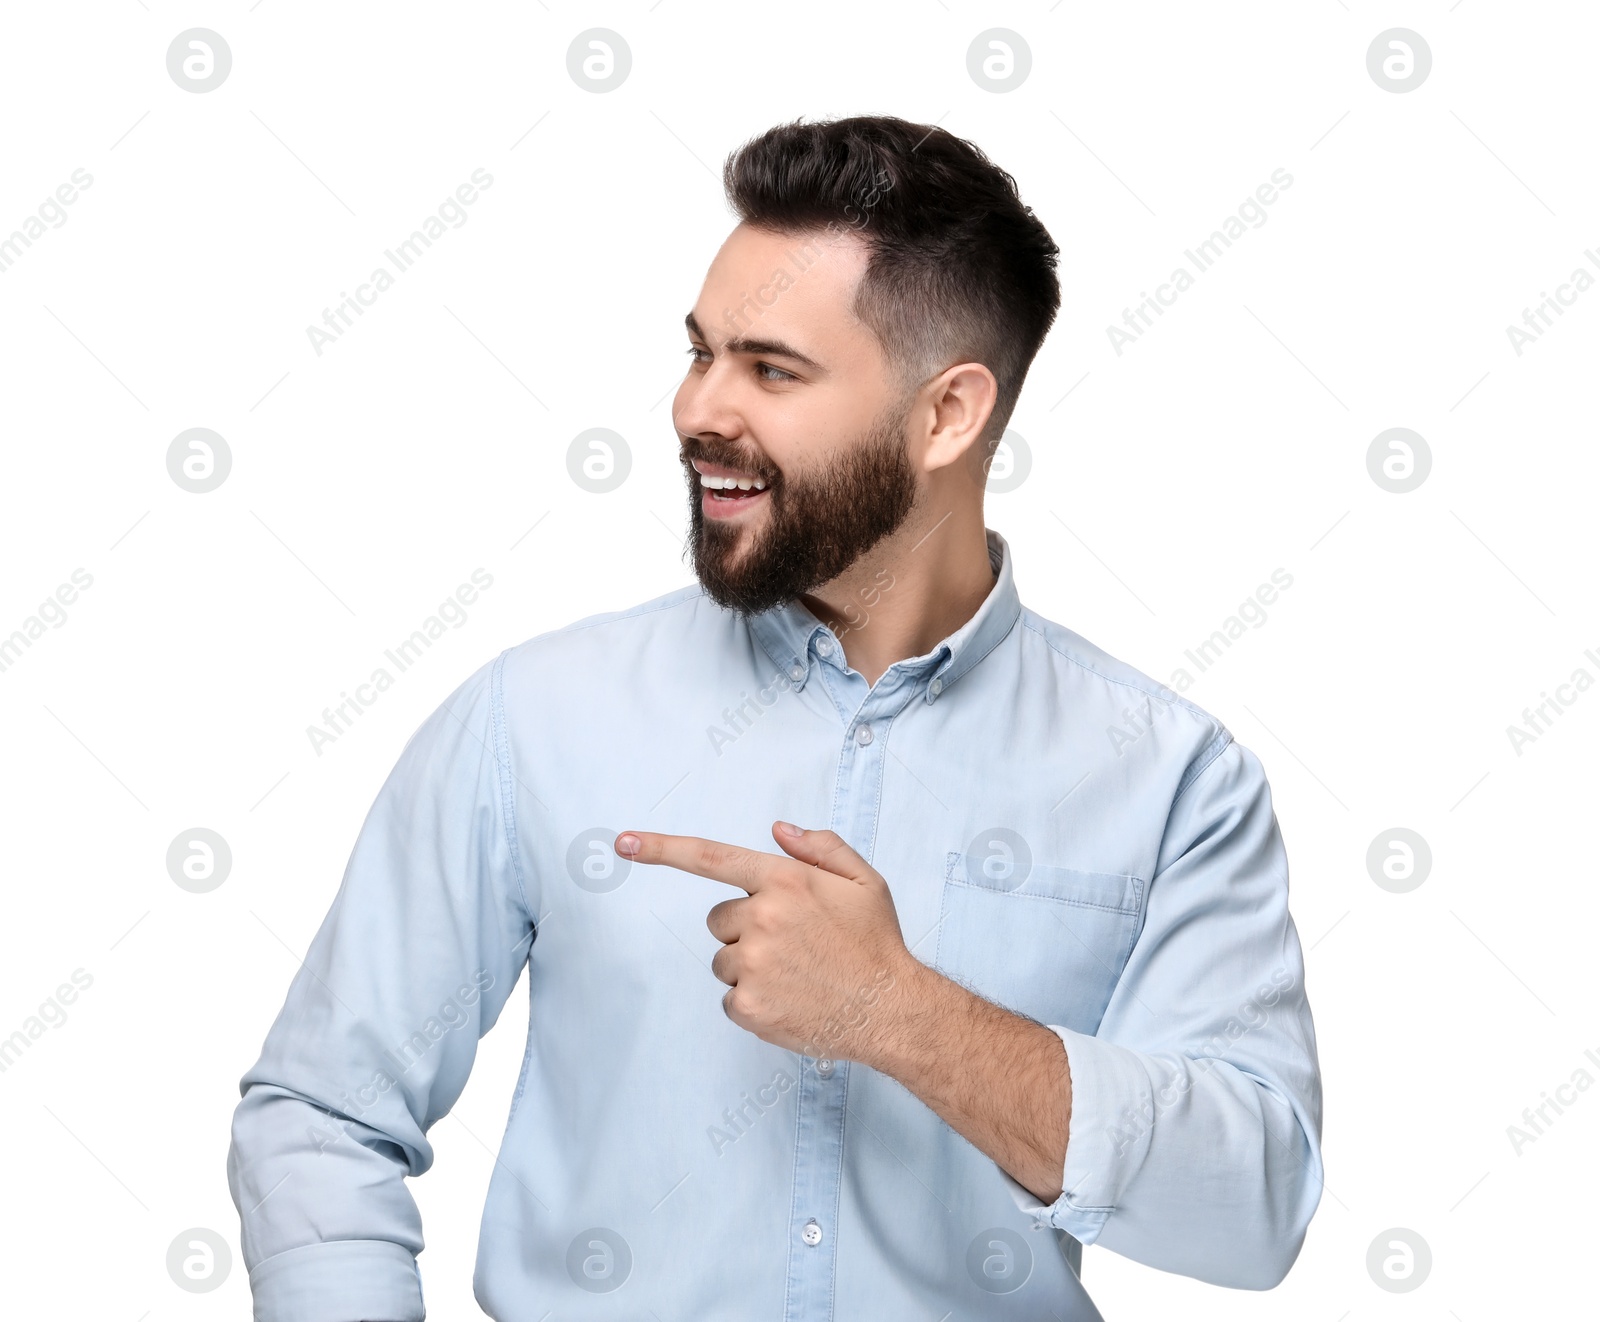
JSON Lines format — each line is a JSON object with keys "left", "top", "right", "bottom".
{"left": 1003, "top": 736, "right": 1323, "bottom": 1289}
{"left": 226, "top": 652, "right": 536, "bottom": 1322}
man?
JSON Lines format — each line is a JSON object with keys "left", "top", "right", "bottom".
{"left": 228, "top": 115, "right": 1323, "bottom": 1321}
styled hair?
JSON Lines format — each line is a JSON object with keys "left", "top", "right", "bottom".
{"left": 722, "top": 115, "right": 1061, "bottom": 447}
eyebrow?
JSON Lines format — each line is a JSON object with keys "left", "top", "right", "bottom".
{"left": 684, "top": 312, "right": 825, "bottom": 373}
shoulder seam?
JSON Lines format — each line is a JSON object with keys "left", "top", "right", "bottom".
{"left": 1173, "top": 727, "right": 1235, "bottom": 802}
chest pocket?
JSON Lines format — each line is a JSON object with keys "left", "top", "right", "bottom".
{"left": 933, "top": 852, "right": 1144, "bottom": 1035}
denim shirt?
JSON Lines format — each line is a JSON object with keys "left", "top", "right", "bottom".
{"left": 227, "top": 528, "right": 1322, "bottom": 1321}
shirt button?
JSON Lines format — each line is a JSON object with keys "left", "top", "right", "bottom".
{"left": 854, "top": 723, "right": 873, "bottom": 746}
{"left": 929, "top": 677, "right": 943, "bottom": 697}
{"left": 815, "top": 1057, "right": 834, "bottom": 1078}
{"left": 789, "top": 663, "right": 806, "bottom": 683}
{"left": 816, "top": 636, "right": 834, "bottom": 657}
{"left": 801, "top": 1218, "right": 823, "bottom": 1246}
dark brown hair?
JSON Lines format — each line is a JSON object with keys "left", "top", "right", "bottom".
{"left": 722, "top": 115, "right": 1061, "bottom": 447}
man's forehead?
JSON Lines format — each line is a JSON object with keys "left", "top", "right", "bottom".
{"left": 715, "top": 219, "right": 869, "bottom": 262}
{"left": 691, "top": 222, "right": 872, "bottom": 352}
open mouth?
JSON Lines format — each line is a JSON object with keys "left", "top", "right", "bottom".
{"left": 692, "top": 459, "right": 773, "bottom": 515}
{"left": 705, "top": 484, "right": 767, "bottom": 504}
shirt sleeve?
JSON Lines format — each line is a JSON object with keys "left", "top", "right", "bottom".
{"left": 1001, "top": 736, "right": 1324, "bottom": 1290}
{"left": 226, "top": 652, "right": 537, "bottom": 1322}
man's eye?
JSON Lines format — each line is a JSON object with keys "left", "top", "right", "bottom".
{"left": 684, "top": 348, "right": 792, "bottom": 382}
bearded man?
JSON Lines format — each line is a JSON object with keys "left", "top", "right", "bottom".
{"left": 228, "top": 114, "right": 1323, "bottom": 1322}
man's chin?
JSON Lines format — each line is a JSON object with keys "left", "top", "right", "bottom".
{"left": 692, "top": 543, "right": 798, "bottom": 617}
{"left": 694, "top": 568, "right": 772, "bottom": 615}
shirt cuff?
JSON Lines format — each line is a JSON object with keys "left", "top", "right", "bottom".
{"left": 1000, "top": 1024, "right": 1154, "bottom": 1246}
{"left": 247, "top": 1238, "right": 424, "bottom": 1322}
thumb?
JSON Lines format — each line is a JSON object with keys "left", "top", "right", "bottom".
{"left": 772, "top": 822, "right": 873, "bottom": 881}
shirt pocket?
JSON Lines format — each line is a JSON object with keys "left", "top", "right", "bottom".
{"left": 933, "top": 851, "right": 1145, "bottom": 1035}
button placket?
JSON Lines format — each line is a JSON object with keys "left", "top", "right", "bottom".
{"left": 780, "top": 673, "right": 895, "bottom": 1319}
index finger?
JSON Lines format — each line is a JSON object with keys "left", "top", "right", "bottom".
{"left": 614, "top": 830, "right": 777, "bottom": 894}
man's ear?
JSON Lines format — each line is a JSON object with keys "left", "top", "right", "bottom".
{"left": 918, "top": 362, "right": 998, "bottom": 476}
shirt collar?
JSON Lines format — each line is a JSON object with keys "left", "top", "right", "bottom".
{"left": 746, "top": 527, "right": 1021, "bottom": 703}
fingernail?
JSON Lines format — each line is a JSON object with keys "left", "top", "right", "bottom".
{"left": 616, "top": 833, "right": 641, "bottom": 856}
{"left": 776, "top": 821, "right": 804, "bottom": 837}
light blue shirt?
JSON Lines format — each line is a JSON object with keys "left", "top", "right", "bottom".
{"left": 228, "top": 528, "right": 1323, "bottom": 1321}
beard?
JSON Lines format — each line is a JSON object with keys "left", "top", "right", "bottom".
{"left": 683, "top": 395, "right": 919, "bottom": 616}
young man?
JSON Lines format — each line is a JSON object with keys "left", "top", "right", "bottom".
{"left": 229, "top": 115, "right": 1323, "bottom": 1321}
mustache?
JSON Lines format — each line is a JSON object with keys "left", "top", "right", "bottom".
{"left": 679, "top": 443, "right": 780, "bottom": 484}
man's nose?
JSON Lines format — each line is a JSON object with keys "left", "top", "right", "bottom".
{"left": 673, "top": 369, "right": 741, "bottom": 444}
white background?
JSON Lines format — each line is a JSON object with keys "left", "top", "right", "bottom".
{"left": 1, "top": 2, "right": 1595, "bottom": 1318}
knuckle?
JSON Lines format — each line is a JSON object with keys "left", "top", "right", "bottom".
{"left": 706, "top": 899, "right": 734, "bottom": 936}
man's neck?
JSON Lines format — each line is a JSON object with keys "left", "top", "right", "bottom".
{"left": 798, "top": 506, "right": 996, "bottom": 688}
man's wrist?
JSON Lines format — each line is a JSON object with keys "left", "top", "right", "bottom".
{"left": 852, "top": 951, "right": 959, "bottom": 1082}
{"left": 853, "top": 952, "right": 1073, "bottom": 1202}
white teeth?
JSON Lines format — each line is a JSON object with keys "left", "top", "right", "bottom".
{"left": 696, "top": 470, "right": 767, "bottom": 491}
